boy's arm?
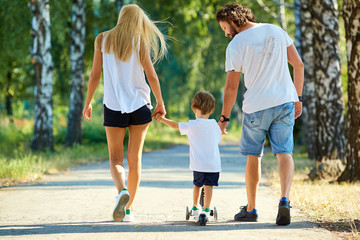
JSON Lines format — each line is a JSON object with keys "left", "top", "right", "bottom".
{"left": 158, "top": 117, "right": 179, "bottom": 129}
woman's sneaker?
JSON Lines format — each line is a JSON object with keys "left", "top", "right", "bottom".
{"left": 234, "top": 205, "right": 258, "bottom": 222}
{"left": 122, "top": 209, "right": 134, "bottom": 222}
{"left": 113, "top": 188, "right": 130, "bottom": 222}
{"left": 191, "top": 206, "right": 201, "bottom": 216}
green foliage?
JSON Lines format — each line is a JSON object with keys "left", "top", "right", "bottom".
{"left": 0, "top": 0, "right": 351, "bottom": 184}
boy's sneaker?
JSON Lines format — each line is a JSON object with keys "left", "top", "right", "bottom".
{"left": 203, "top": 208, "right": 211, "bottom": 219}
{"left": 113, "top": 188, "right": 130, "bottom": 222}
{"left": 191, "top": 206, "right": 201, "bottom": 216}
{"left": 276, "top": 197, "right": 291, "bottom": 225}
{"left": 122, "top": 209, "right": 134, "bottom": 222}
{"left": 234, "top": 205, "right": 258, "bottom": 222}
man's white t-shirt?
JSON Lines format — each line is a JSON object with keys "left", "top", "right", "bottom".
{"left": 225, "top": 23, "right": 299, "bottom": 114}
{"left": 178, "top": 118, "right": 222, "bottom": 172}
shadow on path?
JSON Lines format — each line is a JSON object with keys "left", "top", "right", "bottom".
{"left": 0, "top": 220, "right": 315, "bottom": 236}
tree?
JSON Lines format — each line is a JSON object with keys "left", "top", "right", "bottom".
{"left": 66, "top": 0, "right": 86, "bottom": 146}
{"left": 338, "top": 0, "right": 360, "bottom": 182}
{"left": 299, "top": 0, "right": 317, "bottom": 159}
{"left": 116, "top": 0, "right": 123, "bottom": 14}
{"left": 29, "top": 0, "right": 54, "bottom": 151}
{"left": 307, "top": 0, "right": 346, "bottom": 179}
{"left": 0, "top": 0, "right": 32, "bottom": 117}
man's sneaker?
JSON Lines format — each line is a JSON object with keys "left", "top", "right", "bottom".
{"left": 122, "top": 209, "right": 134, "bottom": 222}
{"left": 234, "top": 205, "right": 258, "bottom": 222}
{"left": 203, "top": 208, "right": 210, "bottom": 219}
{"left": 113, "top": 188, "right": 130, "bottom": 222}
{"left": 276, "top": 197, "right": 291, "bottom": 225}
{"left": 191, "top": 206, "right": 201, "bottom": 216}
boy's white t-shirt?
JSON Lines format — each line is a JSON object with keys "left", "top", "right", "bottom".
{"left": 225, "top": 23, "right": 299, "bottom": 114}
{"left": 178, "top": 118, "right": 222, "bottom": 172}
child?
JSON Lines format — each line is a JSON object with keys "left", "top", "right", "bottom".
{"left": 156, "top": 91, "right": 222, "bottom": 219}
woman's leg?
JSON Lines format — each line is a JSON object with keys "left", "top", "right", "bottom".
{"left": 126, "top": 123, "right": 150, "bottom": 209}
{"left": 105, "top": 126, "right": 127, "bottom": 194}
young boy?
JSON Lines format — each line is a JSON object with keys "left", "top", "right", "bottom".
{"left": 156, "top": 91, "right": 222, "bottom": 218}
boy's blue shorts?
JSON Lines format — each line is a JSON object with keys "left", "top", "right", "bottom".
{"left": 193, "top": 171, "right": 219, "bottom": 187}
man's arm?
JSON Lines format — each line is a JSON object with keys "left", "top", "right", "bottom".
{"left": 219, "top": 71, "right": 241, "bottom": 134}
{"left": 158, "top": 117, "right": 179, "bottom": 130}
{"left": 287, "top": 44, "right": 304, "bottom": 119}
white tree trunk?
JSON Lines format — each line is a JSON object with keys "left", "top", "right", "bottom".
{"left": 310, "top": 0, "right": 346, "bottom": 162}
{"left": 66, "top": 0, "right": 86, "bottom": 146}
{"left": 29, "top": 0, "right": 54, "bottom": 151}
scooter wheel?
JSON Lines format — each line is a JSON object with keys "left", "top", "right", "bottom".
{"left": 199, "top": 213, "right": 207, "bottom": 226}
{"left": 186, "top": 206, "right": 190, "bottom": 220}
{"left": 213, "top": 207, "right": 218, "bottom": 221}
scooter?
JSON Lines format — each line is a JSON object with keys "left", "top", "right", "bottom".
{"left": 185, "top": 187, "right": 218, "bottom": 226}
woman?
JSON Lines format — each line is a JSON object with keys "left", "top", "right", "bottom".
{"left": 83, "top": 4, "right": 167, "bottom": 222}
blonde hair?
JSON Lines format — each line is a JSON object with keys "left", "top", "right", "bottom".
{"left": 103, "top": 4, "right": 166, "bottom": 63}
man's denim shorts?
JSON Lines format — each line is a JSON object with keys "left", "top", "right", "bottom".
{"left": 240, "top": 102, "right": 295, "bottom": 156}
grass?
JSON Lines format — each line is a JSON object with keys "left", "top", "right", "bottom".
{"left": 0, "top": 108, "right": 242, "bottom": 187}
{"left": 262, "top": 152, "right": 360, "bottom": 239}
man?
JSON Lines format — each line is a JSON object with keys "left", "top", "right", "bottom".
{"left": 216, "top": 3, "right": 304, "bottom": 225}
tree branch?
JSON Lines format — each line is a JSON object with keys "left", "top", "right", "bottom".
{"left": 256, "top": 0, "right": 278, "bottom": 19}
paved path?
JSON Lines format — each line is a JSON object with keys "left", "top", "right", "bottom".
{"left": 0, "top": 143, "right": 335, "bottom": 240}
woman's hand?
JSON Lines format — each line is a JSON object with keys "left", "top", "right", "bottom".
{"left": 83, "top": 103, "right": 93, "bottom": 122}
{"left": 152, "top": 105, "right": 166, "bottom": 120}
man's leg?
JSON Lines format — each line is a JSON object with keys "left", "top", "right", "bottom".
{"left": 276, "top": 153, "right": 294, "bottom": 199}
{"left": 246, "top": 155, "right": 261, "bottom": 212}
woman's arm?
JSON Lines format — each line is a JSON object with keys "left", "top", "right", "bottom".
{"left": 141, "top": 52, "right": 166, "bottom": 119}
{"left": 287, "top": 44, "right": 304, "bottom": 119}
{"left": 158, "top": 117, "right": 179, "bottom": 130}
{"left": 83, "top": 35, "right": 103, "bottom": 122}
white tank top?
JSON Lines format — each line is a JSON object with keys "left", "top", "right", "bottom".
{"left": 102, "top": 35, "right": 152, "bottom": 113}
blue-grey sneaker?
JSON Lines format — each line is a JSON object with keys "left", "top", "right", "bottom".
{"left": 276, "top": 198, "right": 291, "bottom": 225}
{"left": 234, "top": 205, "right": 258, "bottom": 222}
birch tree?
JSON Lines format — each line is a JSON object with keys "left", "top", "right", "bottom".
{"left": 309, "top": 0, "right": 346, "bottom": 163}
{"left": 66, "top": 0, "right": 86, "bottom": 146}
{"left": 338, "top": 0, "right": 360, "bottom": 182}
{"left": 29, "top": 0, "right": 54, "bottom": 151}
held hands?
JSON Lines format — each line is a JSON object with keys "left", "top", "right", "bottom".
{"left": 82, "top": 103, "right": 92, "bottom": 122}
{"left": 152, "top": 104, "right": 166, "bottom": 120}
{"left": 218, "top": 121, "right": 228, "bottom": 135}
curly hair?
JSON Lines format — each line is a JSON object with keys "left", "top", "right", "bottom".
{"left": 191, "top": 91, "right": 215, "bottom": 115}
{"left": 216, "top": 3, "right": 255, "bottom": 27}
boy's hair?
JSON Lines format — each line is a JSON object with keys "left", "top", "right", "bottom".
{"left": 191, "top": 91, "right": 215, "bottom": 115}
{"left": 216, "top": 3, "right": 255, "bottom": 27}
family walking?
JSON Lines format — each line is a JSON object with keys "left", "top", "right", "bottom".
{"left": 83, "top": 3, "right": 304, "bottom": 226}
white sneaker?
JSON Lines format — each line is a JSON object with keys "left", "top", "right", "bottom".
{"left": 113, "top": 189, "right": 130, "bottom": 222}
{"left": 191, "top": 206, "right": 201, "bottom": 216}
{"left": 122, "top": 209, "right": 134, "bottom": 222}
{"left": 203, "top": 208, "right": 211, "bottom": 219}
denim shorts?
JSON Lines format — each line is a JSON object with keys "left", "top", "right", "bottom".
{"left": 103, "top": 104, "right": 152, "bottom": 128}
{"left": 240, "top": 102, "right": 295, "bottom": 156}
{"left": 193, "top": 171, "right": 219, "bottom": 187}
